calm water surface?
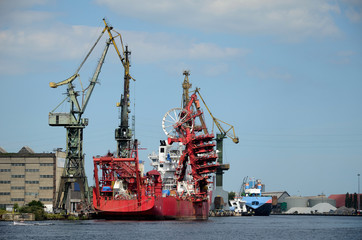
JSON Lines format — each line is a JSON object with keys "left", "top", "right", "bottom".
{"left": 1, "top": 215, "right": 361, "bottom": 240}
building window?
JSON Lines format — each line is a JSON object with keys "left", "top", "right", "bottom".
{"left": 0, "top": 192, "right": 10, "bottom": 195}
{"left": 11, "top": 163, "right": 25, "bottom": 166}
{"left": 25, "top": 169, "right": 39, "bottom": 172}
{"left": 11, "top": 186, "right": 25, "bottom": 190}
{"left": 40, "top": 175, "right": 53, "bottom": 178}
{"left": 40, "top": 163, "right": 53, "bottom": 166}
{"left": 39, "top": 198, "right": 52, "bottom": 202}
{"left": 25, "top": 181, "right": 39, "bottom": 184}
{"left": 11, "top": 198, "right": 25, "bottom": 201}
{"left": 11, "top": 175, "right": 25, "bottom": 178}
{"left": 0, "top": 181, "right": 11, "bottom": 184}
{"left": 39, "top": 186, "right": 53, "bottom": 190}
{"left": 25, "top": 192, "right": 38, "bottom": 196}
{"left": 0, "top": 169, "right": 10, "bottom": 172}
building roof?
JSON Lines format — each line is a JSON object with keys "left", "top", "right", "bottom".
{"left": 262, "top": 191, "right": 290, "bottom": 199}
{"left": 0, "top": 146, "right": 55, "bottom": 158}
{"left": 18, "top": 146, "right": 35, "bottom": 154}
{"left": 0, "top": 147, "right": 7, "bottom": 153}
{"left": 286, "top": 203, "right": 336, "bottom": 214}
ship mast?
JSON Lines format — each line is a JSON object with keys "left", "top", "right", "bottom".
{"left": 182, "top": 70, "right": 191, "bottom": 108}
{"left": 101, "top": 18, "right": 134, "bottom": 158}
{"left": 116, "top": 45, "right": 133, "bottom": 158}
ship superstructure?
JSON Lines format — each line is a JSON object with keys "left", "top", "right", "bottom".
{"left": 148, "top": 141, "right": 187, "bottom": 191}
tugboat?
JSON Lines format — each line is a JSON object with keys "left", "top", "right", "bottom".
{"left": 230, "top": 177, "right": 272, "bottom": 216}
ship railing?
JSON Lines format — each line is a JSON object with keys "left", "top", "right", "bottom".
{"left": 163, "top": 179, "right": 176, "bottom": 185}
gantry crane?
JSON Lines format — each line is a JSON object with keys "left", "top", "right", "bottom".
{"left": 49, "top": 19, "right": 130, "bottom": 212}
{"left": 195, "top": 88, "right": 239, "bottom": 189}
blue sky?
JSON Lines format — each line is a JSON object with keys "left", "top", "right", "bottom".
{"left": 0, "top": 0, "right": 361, "bottom": 197}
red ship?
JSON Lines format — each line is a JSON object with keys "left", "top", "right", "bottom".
{"left": 93, "top": 92, "right": 218, "bottom": 220}
{"left": 92, "top": 25, "right": 218, "bottom": 220}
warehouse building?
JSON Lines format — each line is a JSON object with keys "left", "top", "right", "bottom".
{"left": 262, "top": 191, "right": 290, "bottom": 213}
{"left": 0, "top": 146, "right": 65, "bottom": 212}
{"left": 282, "top": 195, "right": 337, "bottom": 214}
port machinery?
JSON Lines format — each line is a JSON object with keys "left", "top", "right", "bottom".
{"left": 162, "top": 92, "right": 219, "bottom": 201}
{"left": 167, "top": 71, "right": 238, "bottom": 210}
{"left": 49, "top": 18, "right": 132, "bottom": 212}
{"left": 92, "top": 75, "right": 219, "bottom": 219}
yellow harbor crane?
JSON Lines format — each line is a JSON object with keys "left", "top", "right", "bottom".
{"left": 195, "top": 88, "right": 238, "bottom": 209}
{"left": 48, "top": 18, "right": 132, "bottom": 212}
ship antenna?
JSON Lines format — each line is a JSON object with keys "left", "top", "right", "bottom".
{"left": 182, "top": 70, "right": 191, "bottom": 108}
{"left": 132, "top": 81, "right": 136, "bottom": 140}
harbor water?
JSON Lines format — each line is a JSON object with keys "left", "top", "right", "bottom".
{"left": 1, "top": 215, "right": 361, "bottom": 240}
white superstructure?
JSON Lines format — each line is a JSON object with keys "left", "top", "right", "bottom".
{"left": 148, "top": 141, "right": 193, "bottom": 192}
{"left": 229, "top": 197, "right": 247, "bottom": 214}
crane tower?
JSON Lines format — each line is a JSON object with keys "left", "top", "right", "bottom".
{"left": 195, "top": 88, "right": 239, "bottom": 210}
{"left": 49, "top": 19, "right": 128, "bottom": 212}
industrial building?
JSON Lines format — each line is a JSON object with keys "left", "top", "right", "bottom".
{"left": 260, "top": 192, "right": 349, "bottom": 214}
{"left": 262, "top": 191, "right": 290, "bottom": 202}
{"left": 328, "top": 194, "right": 362, "bottom": 208}
{"left": 262, "top": 191, "right": 290, "bottom": 213}
{"left": 281, "top": 195, "right": 337, "bottom": 214}
{"left": 0, "top": 146, "right": 65, "bottom": 212}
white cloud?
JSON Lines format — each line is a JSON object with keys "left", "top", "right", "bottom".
{"left": 0, "top": 0, "right": 50, "bottom": 11}
{"left": 337, "top": 50, "right": 355, "bottom": 57}
{"left": 340, "top": 0, "right": 362, "bottom": 23}
{"left": 123, "top": 31, "right": 247, "bottom": 63}
{"left": 0, "top": 27, "right": 245, "bottom": 61}
{"left": 0, "top": 0, "right": 247, "bottom": 76}
{"left": 201, "top": 63, "right": 230, "bottom": 77}
{"left": 329, "top": 50, "right": 356, "bottom": 64}
{"left": 247, "top": 67, "right": 292, "bottom": 82}
{"left": 345, "top": 7, "right": 362, "bottom": 23}
{"left": 0, "top": 25, "right": 100, "bottom": 61}
{"left": 0, "top": 25, "right": 247, "bottom": 75}
{"left": 342, "top": 0, "right": 362, "bottom": 7}
{"left": 96, "top": 0, "right": 342, "bottom": 41}
{"left": 0, "top": 1, "right": 54, "bottom": 28}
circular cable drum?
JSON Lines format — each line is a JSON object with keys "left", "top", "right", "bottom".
{"left": 162, "top": 108, "right": 193, "bottom": 138}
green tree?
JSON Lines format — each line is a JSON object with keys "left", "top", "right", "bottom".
{"left": 353, "top": 193, "right": 358, "bottom": 209}
{"left": 349, "top": 193, "right": 353, "bottom": 208}
{"left": 19, "top": 200, "right": 46, "bottom": 220}
{"left": 13, "top": 203, "right": 19, "bottom": 212}
{"left": 345, "top": 192, "right": 350, "bottom": 207}
{"left": 28, "top": 200, "right": 44, "bottom": 208}
{"left": 228, "top": 191, "right": 236, "bottom": 201}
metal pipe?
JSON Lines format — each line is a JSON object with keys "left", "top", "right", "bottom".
{"left": 358, "top": 173, "right": 360, "bottom": 211}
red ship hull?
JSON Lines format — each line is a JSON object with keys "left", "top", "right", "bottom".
{"left": 92, "top": 191, "right": 209, "bottom": 220}
{"left": 92, "top": 92, "right": 217, "bottom": 221}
